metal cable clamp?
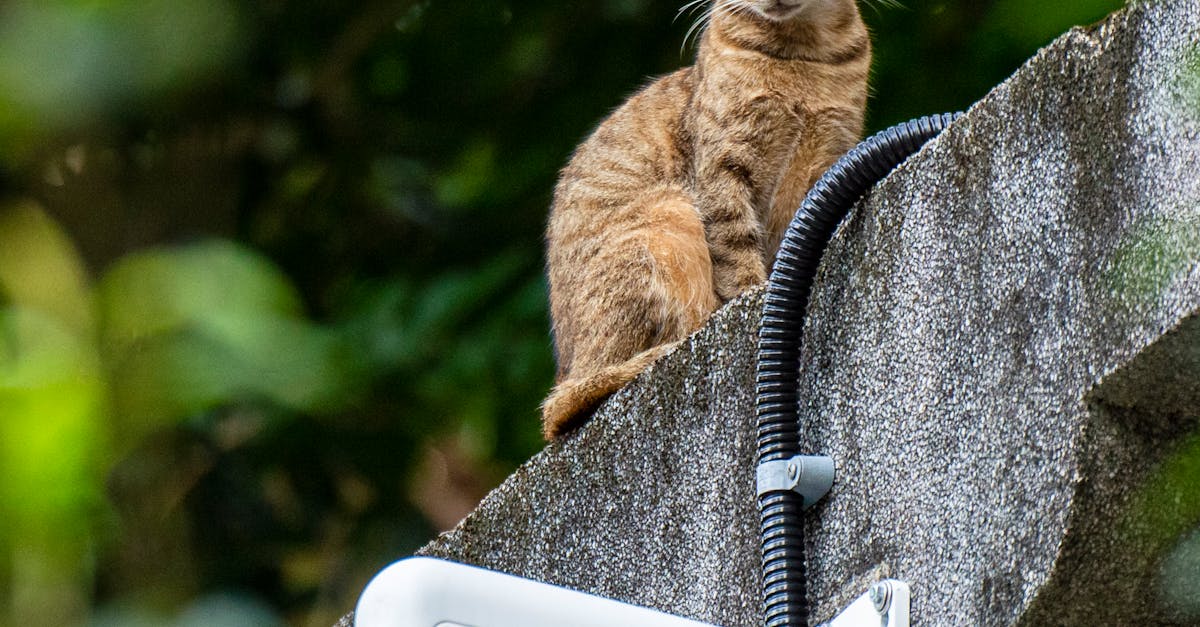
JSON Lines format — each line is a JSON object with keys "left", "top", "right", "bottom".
{"left": 755, "top": 455, "right": 834, "bottom": 508}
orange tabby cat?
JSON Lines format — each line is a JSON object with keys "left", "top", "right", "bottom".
{"left": 543, "top": 0, "right": 870, "bottom": 438}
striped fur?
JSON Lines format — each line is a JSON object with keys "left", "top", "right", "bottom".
{"left": 543, "top": 0, "right": 870, "bottom": 438}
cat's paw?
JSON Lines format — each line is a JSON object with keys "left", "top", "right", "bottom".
{"left": 715, "top": 264, "right": 766, "bottom": 302}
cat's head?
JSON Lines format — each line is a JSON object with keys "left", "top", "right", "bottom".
{"left": 703, "top": 0, "right": 865, "bottom": 30}
{"left": 696, "top": 0, "right": 867, "bottom": 58}
{"left": 736, "top": 0, "right": 832, "bottom": 22}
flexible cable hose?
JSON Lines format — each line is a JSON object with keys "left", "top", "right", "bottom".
{"left": 755, "top": 112, "right": 961, "bottom": 626}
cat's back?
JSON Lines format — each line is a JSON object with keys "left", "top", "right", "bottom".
{"left": 549, "top": 67, "right": 695, "bottom": 223}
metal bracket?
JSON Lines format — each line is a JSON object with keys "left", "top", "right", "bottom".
{"left": 824, "top": 580, "right": 911, "bottom": 627}
{"left": 755, "top": 455, "right": 834, "bottom": 508}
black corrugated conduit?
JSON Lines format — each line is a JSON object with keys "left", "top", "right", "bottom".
{"left": 755, "top": 113, "right": 961, "bottom": 626}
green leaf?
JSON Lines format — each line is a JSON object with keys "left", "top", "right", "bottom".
{"left": 0, "top": 200, "right": 93, "bottom": 335}
{"left": 99, "top": 240, "right": 305, "bottom": 355}
{"left": 99, "top": 241, "right": 360, "bottom": 428}
{"left": 0, "top": 307, "right": 108, "bottom": 625}
{"left": 110, "top": 314, "right": 358, "bottom": 425}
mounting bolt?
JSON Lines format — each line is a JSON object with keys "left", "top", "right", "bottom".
{"left": 870, "top": 582, "right": 891, "bottom": 614}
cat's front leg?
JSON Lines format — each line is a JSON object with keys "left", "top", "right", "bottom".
{"left": 696, "top": 172, "right": 767, "bottom": 303}
{"left": 692, "top": 90, "right": 806, "bottom": 302}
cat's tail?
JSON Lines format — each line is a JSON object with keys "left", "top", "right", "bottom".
{"left": 541, "top": 341, "right": 681, "bottom": 440}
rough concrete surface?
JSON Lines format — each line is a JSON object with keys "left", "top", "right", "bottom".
{"left": 409, "top": 1, "right": 1200, "bottom": 625}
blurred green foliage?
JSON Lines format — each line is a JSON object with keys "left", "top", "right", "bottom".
{"left": 1108, "top": 216, "right": 1200, "bottom": 303}
{"left": 1160, "top": 528, "right": 1200, "bottom": 617}
{"left": 0, "top": 0, "right": 1139, "bottom": 625}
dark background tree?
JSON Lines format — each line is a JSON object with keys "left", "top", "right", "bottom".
{"left": 0, "top": 1, "right": 1124, "bottom": 625}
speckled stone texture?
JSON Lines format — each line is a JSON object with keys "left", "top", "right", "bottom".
{"left": 408, "top": 1, "right": 1200, "bottom": 626}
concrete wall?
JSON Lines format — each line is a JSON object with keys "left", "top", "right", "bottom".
{"left": 412, "top": 1, "right": 1200, "bottom": 625}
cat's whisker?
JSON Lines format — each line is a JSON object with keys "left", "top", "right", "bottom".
{"left": 681, "top": 5, "right": 715, "bottom": 55}
{"left": 674, "top": 0, "right": 710, "bottom": 24}
{"left": 681, "top": 0, "right": 759, "bottom": 56}
{"left": 861, "top": 0, "right": 905, "bottom": 14}
{"left": 681, "top": 16, "right": 704, "bottom": 53}
{"left": 715, "top": 0, "right": 752, "bottom": 20}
